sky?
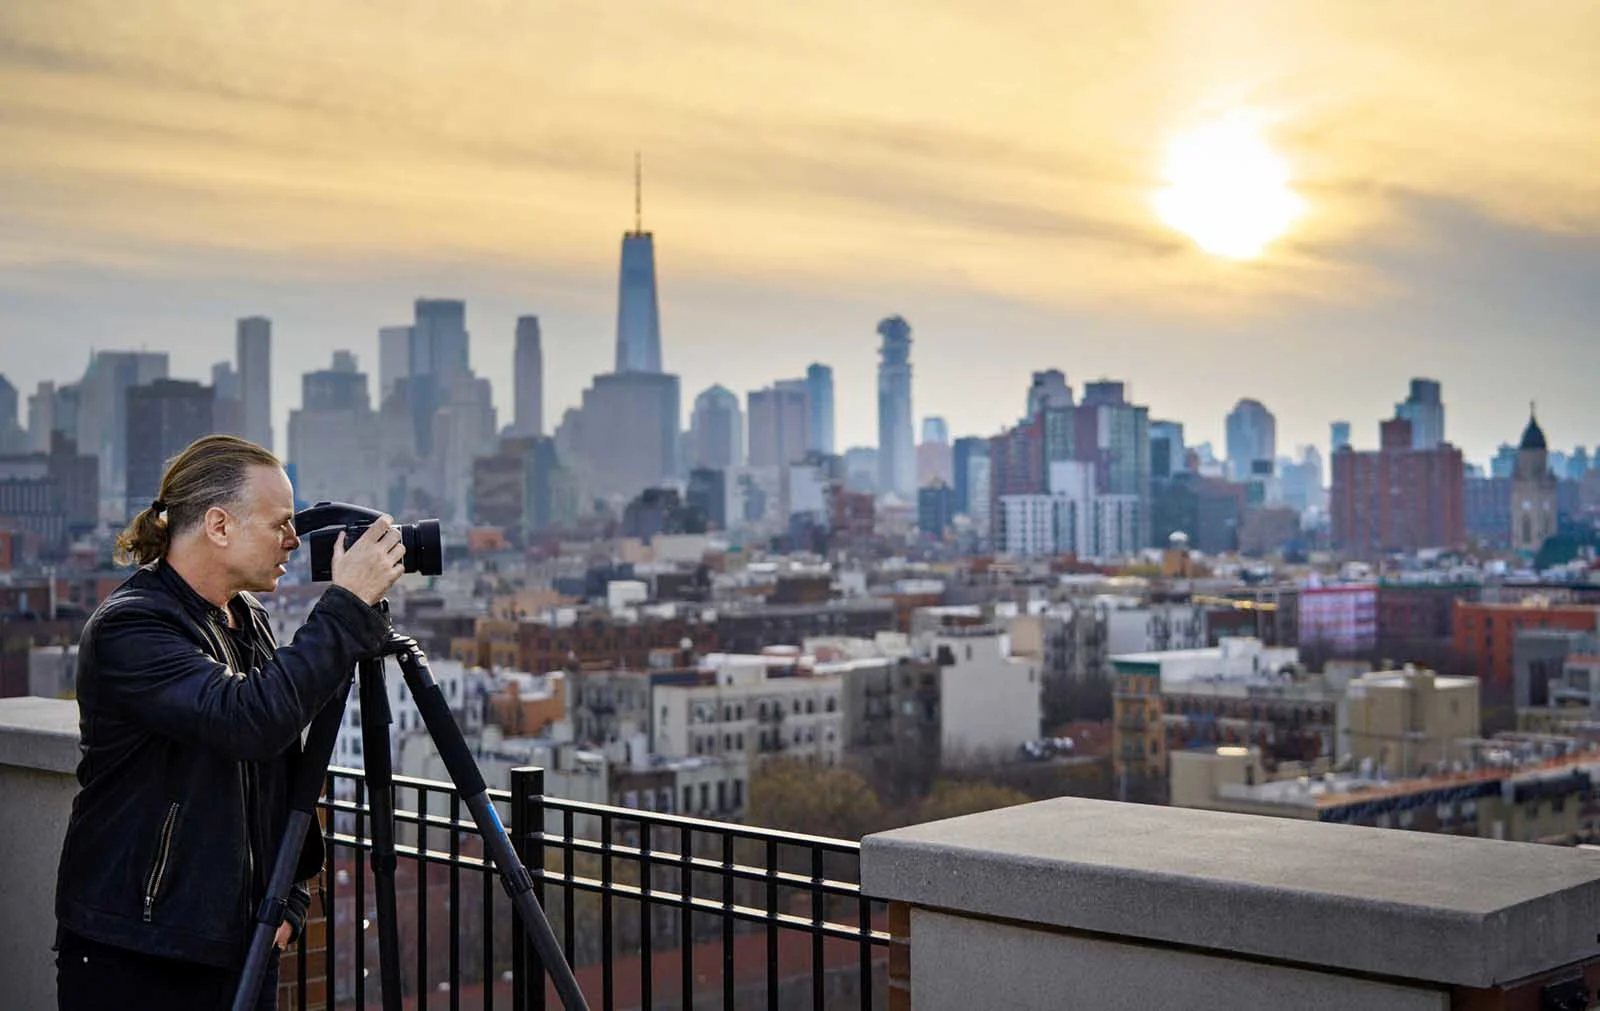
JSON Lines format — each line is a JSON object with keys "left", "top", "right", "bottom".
{"left": 2, "top": 0, "right": 1599, "bottom": 467}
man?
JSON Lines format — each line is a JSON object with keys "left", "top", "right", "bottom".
{"left": 55, "top": 435, "right": 407, "bottom": 1009}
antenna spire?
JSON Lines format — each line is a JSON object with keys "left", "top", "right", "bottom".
{"left": 634, "top": 152, "right": 642, "bottom": 233}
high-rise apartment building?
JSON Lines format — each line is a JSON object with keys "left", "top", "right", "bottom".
{"left": 876, "top": 316, "right": 915, "bottom": 498}
{"left": 512, "top": 315, "right": 544, "bottom": 437}
{"left": 236, "top": 316, "right": 272, "bottom": 451}
{"left": 1331, "top": 418, "right": 1465, "bottom": 556}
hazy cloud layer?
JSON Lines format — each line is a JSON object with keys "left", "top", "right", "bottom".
{"left": 2, "top": 0, "right": 1597, "bottom": 459}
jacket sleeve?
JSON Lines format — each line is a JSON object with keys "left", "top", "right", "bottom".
{"left": 284, "top": 882, "right": 312, "bottom": 944}
{"left": 92, "top": 585, "right": 391, "bottom": 761}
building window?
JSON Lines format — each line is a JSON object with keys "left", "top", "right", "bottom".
{"left": 825, "top": 696, "right": 837, "bottom": 713}
{"left": 683, "top": 786, "right": 692, "bottom": 813}
{"left": 732, "top": 780, "right": 743, "bottom": 808}
{"left": 717, "top": 781, "right": 727, "bottom": 812}
{"left": 699, "top": 783, "right": 710, "bottom": 812}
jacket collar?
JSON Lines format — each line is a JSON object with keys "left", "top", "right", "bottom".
{"left": 149, "top": 560, "right": 251, "bottom": 628}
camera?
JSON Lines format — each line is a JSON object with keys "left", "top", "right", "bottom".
{"left": 294, "top": 501, "right": 443, "bottom": 583}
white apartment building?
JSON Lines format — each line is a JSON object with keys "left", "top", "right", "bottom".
{"left": 653, "top": 652, "right": 845, "bottom": 766}
{"left": 332, "top": 656, "right": 489, "bottom": 768}
{"left": 922, "top": 626, "right": 1043, "bottom": 766}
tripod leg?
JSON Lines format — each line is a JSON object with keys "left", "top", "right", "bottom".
{"left": 359, "top": 658, "right": 405, "bottom": 1011}
{"left": 391, "top": 640, "right": 591, "bottom": 1011}
{"left": 231, "top": 675, "right": 352, "bottom": 1011}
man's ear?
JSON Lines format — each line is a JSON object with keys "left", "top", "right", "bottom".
{"left": 202, "top": 505, "right": 232, "bottom": 547}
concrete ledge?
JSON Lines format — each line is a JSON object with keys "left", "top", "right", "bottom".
{"left": 861, "top": 797, "right": 1600, "bottom": 988}
{"left": 909, "top": 908, "right": 1449, "bottom": 1011}
{"left": 0, "top": 697, "right": 81, "bottom": 775}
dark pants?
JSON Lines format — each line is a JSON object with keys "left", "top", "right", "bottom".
{"left": 57, "top": 930, "right": 278, "bottom": 1011}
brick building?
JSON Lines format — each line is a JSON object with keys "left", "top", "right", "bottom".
{"left": 1330, "top": 418, "right": 1464, "bottom": 557}
{"left": 1454, "top": 601, "right": 1600, "bottom": 690}
{"left": 517, "top": 616, "right": 718, "bottom": 675}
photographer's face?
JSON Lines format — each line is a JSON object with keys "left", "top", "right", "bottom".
{"left": 225, "top": 466, "right": 301, "bottom": 593}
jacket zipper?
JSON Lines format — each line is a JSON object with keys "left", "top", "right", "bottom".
{"left": 143, "top": 802, "right": 181, "bottom": 922}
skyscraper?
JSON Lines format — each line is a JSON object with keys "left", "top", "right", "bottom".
{"left": 78, "top": 350, "right": 169, "bottom": 517}
{"left": 1149, "top": 420, "right": 1187, "bottom": 480}
{"left": 1225, "top": 399, "right": 1277, "bottom": 482}
{"left": 1331, "top": 421, "right": 1352, "bottom": 460}
{"left": 513, "top": 315, "right": 544, "bottom": 437}
{"left": 237, "top": 317, "right": 272, "bottom": 450}
{"left": 747, "top": 381, "right": 810, "bottom": 469}
{"left": 689, "top": 385, "right": 743, "bottom": 469}
{"left": 210, "top": 361, "right": 241, "bottom": 437}
{"left": 556, "top": 372, "right": 679, "bottom": 499}
{"left": 0, "top": 374, "right": 21, "bottom": 453}
{"left": 125, "top": 380, "right": 214, "bottom": 519}
{"left": 876, "top": 316, "right": 915, "bottom": 498}
{"left": 407, "top": 299, "right": 470, "bottom": 455}
{"left": 615, "top": 160, "right": 662, "bottom": 373}
{"left": 411, "top": 299, "right": 470, "bottom": 383}
{"left": 952, "top": 436, "right": 989, "bottom": 515}
{"left": 25, "top": 381, "right": 55, "bottom": 454}
{"left": 1027, "top": 369, "right": 1073, "bottom": 416}
{"left": 378, "top": 325, "right": 412, "bottom": 405}
{"left": 1395, "top": 378, "right": 1445, "bottom": 450}
{"left": 805, "top": 363, "right": 835, "bottom": 455}
{"left": 917, "top": 416, "right": 953, "bottom": 488}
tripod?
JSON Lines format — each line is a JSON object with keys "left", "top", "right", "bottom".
{"left": 232, "top": 625, "right": 589, "bottom": 1011}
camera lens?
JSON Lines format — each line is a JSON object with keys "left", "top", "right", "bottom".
{"left": 402, "top": 519, "right": 443, "bottom": 576}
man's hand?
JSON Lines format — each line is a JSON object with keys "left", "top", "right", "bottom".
{"left": 274, "top": 921, "right": 293, "bottom": 951}
{"left": 330, "top": 515, "right": 406, "bottom": 605}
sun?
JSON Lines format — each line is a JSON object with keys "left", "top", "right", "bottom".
{"left": 1153, "top": 113, "right": 1305, "bottom": 260}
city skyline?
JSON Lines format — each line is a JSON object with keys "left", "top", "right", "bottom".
{"left": 3, "top": 3, "right": 1599, "bottom": 463}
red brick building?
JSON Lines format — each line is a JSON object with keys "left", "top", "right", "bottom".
{"left": 1331, "top": 418, "right": 1465, "bottom": 557}
{"left": 1453, "top": 601, "right": 1600, "bottom": 688}
{"left": 517, "top": 616, "right": 718, "bottom": 674}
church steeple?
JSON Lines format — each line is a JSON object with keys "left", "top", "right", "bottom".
{"left": 1519, "top": 403, "right": 1547, "bottom": 452}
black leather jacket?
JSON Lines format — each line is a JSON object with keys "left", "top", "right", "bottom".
{"left": 55, "top": 562, "right": 390, "bottom": 968}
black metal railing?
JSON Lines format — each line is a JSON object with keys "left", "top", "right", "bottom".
{"left": 296, "top": 765, "right": 889, "bottom": 1011}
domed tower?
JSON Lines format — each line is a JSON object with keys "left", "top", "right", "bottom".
{"left": 1511, "top": 405, "right": 1558, "bottom": 554}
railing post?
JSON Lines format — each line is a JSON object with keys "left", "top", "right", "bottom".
{"left": 510, "top": 766, "right": 547, "bottom": 1011}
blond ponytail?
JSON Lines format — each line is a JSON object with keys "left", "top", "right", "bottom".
{"left": 112, "top": 435, "right": 282, "bottom": 567}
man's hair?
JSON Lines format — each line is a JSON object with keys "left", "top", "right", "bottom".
{"left": 114, "top": 435, "right": 283, "bottom": 567}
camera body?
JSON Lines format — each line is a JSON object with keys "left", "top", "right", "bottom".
{"left": 294, "top": 501, "right": 443, "bottom": 583}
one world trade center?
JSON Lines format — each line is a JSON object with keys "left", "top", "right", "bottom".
{"left": 614, "top": 156, "right": 662, "bottom": 373}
